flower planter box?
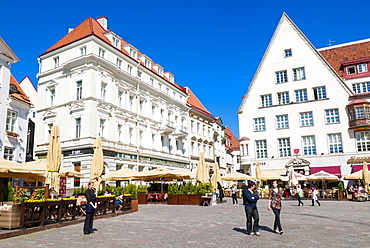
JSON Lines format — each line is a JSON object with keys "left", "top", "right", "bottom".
{"left": 61, "top": 199, "right": 77, "bottom": 220}
{"left": 138, "top": 194, "right": 147, "bottom": 204}
{"left": 167, "top": 194, "right": 179, "bottom": 205}
{"left": 178, "top": 195, "right": 189, "bottom": 205}
{"left": 189, "top": 195, "right": 202, "bottom": 205}
{"left": 44, "top": 201, "right": 62, "bottom": 224}
{"left": 21, "top": 202, "right": 46, "bottom": 228}
{"left": 131, "top": 199, "right": 138, "bottom": 212}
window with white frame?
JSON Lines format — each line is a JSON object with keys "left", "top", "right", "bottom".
{"left": 293, "top": 67, "right": 306, "bottom": 81}
{"left": 137, "top": 70, "right": 142, "bottom": 79}
{"left": 130, "top": 48, "right": 137, "bottom": 59}
{"left": 80, "top": 46, "right": 86, "bottom": 56}
{"left": 358, "top": 64, "right": 368, "bottom": 73}
{"left": 203, "top": 124, "right": 206, "bottom": 136}
{"left": 356, "top": 108, "right": 364, "bottom": 119}
{"left": 129, "top": 127, "right": 133, "bottom": 144}
{"left": 100, "top": 82, "right": 107, "bottom": 101}
{"left": 139, "top": 100, "right": 144, "bottom": 115}
{"left": 6, "top": 110, "right": 17, "bottom": 132}
{"left": 76, "top": 81, "right": 82, "bottom": 100}
{"left": 117, "top": 90, "right": 123, "bottom": 107}
{"left": 254, "top": 118, "right": 266, "bottom": 131}
{"left": 276, "top": 71, "right": 288, "bottom": 83}
{"left": 150, "top": 78, "right": 154, "bottom": 86}
{"left": 276, "top": 115, "right": 289, "bottom": 129}
{"left": 158, "top": 83, "right": 162, "bottom": 91}
{"left": 302, "top": 136, "right": 316, "bottom": 155}
{"left": 313, "top": 86, "right": 327, "bottom": 100}
{"left": 98, "top": 48, "right": 105, "bottom": 58}
{"left": 3, "top": 147, "right": 14, "bottom": 161}
{"left": 352, "top": 82, "right": 370, "bottom": 93}
{"left": 50, "top": 88, "right": 55, "bottom": 106}
{"left": 145, "top": 59, "right": 151, "bottom": 68}
{"left": 54, "top": 56, "right": 59, "bottom": 68}
{"left": 328, "top": 133, "right": 343, "bottom": 153}
{"left": 191, "top": 142, "right": 195, "bottom": 154}
{"left": 300, "top": 112, "right": 313, "bottom": 126}
{"left": 347, "top": 66, "right": 356, "bottom": 75}
{"left": 284, "top": 49, "right": 292, "bottom": 57}
{"left": 277, "top": 92, "right": 290, "bottom": 105}
{"left": 295, "top": 89, "right": 308, "bottom": 102}
{"left": 116, "top": 58, "right": 122, "bottom": 69}
{"left": 99, "top": 119, "right": 105, "bottom": 137}
{"left": 129, "top": 96, "right": 134, "bottom": 111}
{"left": 127, "top": 65, "right": 133, "bottom": 75}
{"left": 117, "top": 124, "right": 122, "bottom": 142}
{"left": 75, "top": 118, "right": 81, "bottom": 138}
{"left": 191, "top": 120, "right": 194, "bottom": 132}
{"left": 325, "top": 109, "right": 339, "bottom": 124}
{"left": 355, "top": 131, "right": 370, "bottom": 152}
{"left": 47, "top": 123, "right": 53, "bottom": 135}
{"left": 152, "top": 134, "right": 156, "bottom": 149}
{"left": 261, "top": 94, "right": 272, "bottom": 107}
{"left": 139, "top": 130, "right": 143, "bottom": 147}
{"left": 158, "top": 67, "right": 163, "bottom": 76}
{"left": 255, "top": 140, "right": 267, "bottom": 158}
{"left": 197, "top": 122, "right": 200, "bottom": 134}
{"left": 278, "top": 138, "right": 291, "bottom": 157}
{"left": 208, "top": 127, "right": 211, "bottom": 138}
{"left": 151, "top": 105, "right": 155, "bottom": 119}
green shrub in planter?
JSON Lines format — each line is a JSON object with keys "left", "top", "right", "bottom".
{"left": 137, "top": 185, "right": 148, "bottom": 194}
{"left": 7, "top": 182, "right": 15, "bottom": 202}
{"left": 131, "top": 186, "right": 138, "bottom": 200}
{"left": 168, "top": 184, "right": 179, "bottom": 195}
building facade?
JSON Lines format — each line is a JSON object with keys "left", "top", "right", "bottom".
{"left": 238, "top": 13, "right": 368, "bottom": 180}
{"left": 35, "top": 17, "right": 189, "bottom": 188}
{"left": 0, "top": 38, "right": 31, "bottom": 163}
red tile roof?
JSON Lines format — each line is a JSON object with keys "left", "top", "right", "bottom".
{"left": 45, "top": 17, "right": 110, "bottom": 54}
{"left": 9, "top": 74, "right": 31, "bottom": 105}
{"left": 319, "top": 40, "right": 370, "bottom": 77}
{"left": 187, "top": 88, "right": 213, "bottom": 117}
{"left": 224, "top": 126, "right": 240, "bottom": 151}
{"left": 347, "top": 99, "right": 369, "bottom": 106}
{"left": 43, "top": 17, "right": 187, "bottom": 93}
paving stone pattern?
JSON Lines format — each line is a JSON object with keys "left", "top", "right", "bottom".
{"left": 0, "top": 198, "right": 368, "bottom": 248}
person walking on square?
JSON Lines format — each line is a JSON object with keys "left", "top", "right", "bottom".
{"left": 231, "top": 184, "right": 238, "bottom": 204}
{"left": 296, "top": 184, "right": 304, "bottom": 206}
{"left": 268, "top": 181, "right": 284, "bottom": 235}
{"left": 244, "top": 181, "right": 260, "bottom": 236}
{"left": 311, "top": 187, "right": 321, "bottom": 206}
{"left": 83, "top": 181, "right": 97, "bottom": 235}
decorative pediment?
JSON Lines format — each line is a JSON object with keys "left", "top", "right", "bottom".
{"left": 191, "top": 136, "right": 197, "bottom": 141}
{"left": 97, "top": 103, "right": 112, "bottom": 116}
{"left": 45, "top": 80, "right": 58, "bottom": 89}
{"left": 69, "top": 101, "right": 85, "bottom": 113}
{"left": 116, "top": 82, "right": 128, "bottom": 90}
{"left": 286, "top": 158, "right": 310, "bottom": 167}
{"left": 43, "top": 110, "right": 57, "bottom": 119}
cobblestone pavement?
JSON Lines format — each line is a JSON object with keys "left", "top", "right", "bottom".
{"left": 0, "top": 198, "right": 369, "bottom": 248}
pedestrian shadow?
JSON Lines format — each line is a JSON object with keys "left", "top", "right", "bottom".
{"left": 259, "top": 225, "right": 274, "bottom": 233}
{"left": 233, "top": 228, "right": 247, "bottom": 234}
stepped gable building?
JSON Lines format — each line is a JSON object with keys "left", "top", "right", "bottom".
{"left": 35, "top": 17, "right": 190, "bottom": 188}
{"left": 0, "top": 37, "right": 32, "bottom": 166}
{"left": 237, "top": 13, "right": 370, "bottom": 180}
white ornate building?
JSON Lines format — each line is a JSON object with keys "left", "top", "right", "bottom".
{"left": 0, "top": 37, "right": 32, "bottom": 164}
{"left": 35, "top": 17, "right": 189, "bottom": 188}
{"left": 238, "top": 13, "right": 370, "bottom": 180}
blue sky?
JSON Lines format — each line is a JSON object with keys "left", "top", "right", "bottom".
{"left": 2, "top": 1, "right": 370, "bottom": 138}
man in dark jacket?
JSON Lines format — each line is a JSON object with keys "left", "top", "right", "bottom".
{"left": 244, "top": 181, "right": 260, "bottom": 236}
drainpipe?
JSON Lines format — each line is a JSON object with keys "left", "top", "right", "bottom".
{"left": 135, "top": 65, "right": 142, "bottom": 172}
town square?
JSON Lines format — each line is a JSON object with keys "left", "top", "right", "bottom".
{"left": 1, "top": 1, "right": 370, "bottom": 247}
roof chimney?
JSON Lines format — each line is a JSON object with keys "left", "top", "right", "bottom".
{"left": 97, "top": 16, "right": 108, "bottom": 30}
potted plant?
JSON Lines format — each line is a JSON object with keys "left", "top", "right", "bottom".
{"left": 188, "top": 182, "right": 202, "bottom": 205}
{"left": 167, "top": 184, "right": 179, "bottom": 205}
{"left": 137, "top": 185, "right": 148, "bottom": 204}
{"left": 131, "top": 185, "right": 138, "bottom": 212}
{"left": 7, "top": 181, "right": 15, "bottom": 202}
{"left": 15, "top": 188, "right": 29, "bottom": 203}
{"left": 338, "top": 181, "right": 344, "bottom": 201}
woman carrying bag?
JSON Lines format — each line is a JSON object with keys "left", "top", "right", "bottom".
{"left": 268, "top": 181, "right": 284, "bottom": 235}
{"left": 83, "top": 181, "right": 97, "bottom": 235}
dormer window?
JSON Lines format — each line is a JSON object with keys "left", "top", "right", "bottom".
{"left": 54, "top": 56, "right": 59, "bottom": 68}
{"left": 145, "top": 59, "right": 151, "bottom": 68}
{"left": 130, "top": 48, "right": 137, "bottom": 59}
{"left": 9, "top": 84, "right": 18, "bottom": 94}
{"left": 358, "top": 64, "right": 368, "bottom": 73}
{"left": 347, "top": 66, "right": 356, "bottom": 75}
{"left": 158, "top": 67, "right": 163, "bottom": 76}
{"left": 112, "top": 36, "right": 120, "bottom": 48}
